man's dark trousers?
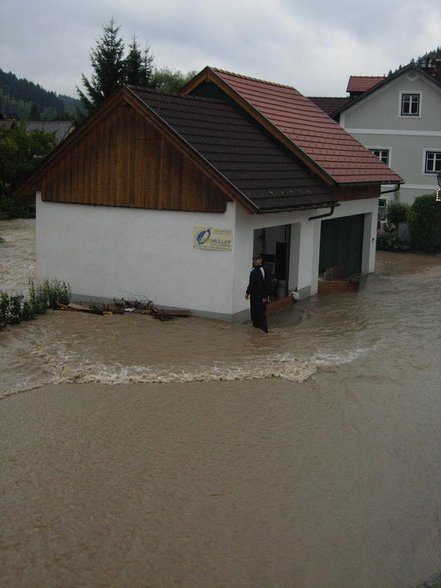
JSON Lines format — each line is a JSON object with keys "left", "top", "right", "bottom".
{"left": 250, "top": 296, "right": 268, "bottom": 332}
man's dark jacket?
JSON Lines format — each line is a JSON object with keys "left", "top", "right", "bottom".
{"left": 246, "top": 266, "right": 272, "bottom": 299}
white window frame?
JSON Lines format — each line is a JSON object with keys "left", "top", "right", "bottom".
{"left": 399, "top": 91, "right": 421, "bottom": 117}
{"left": 369, "top": 147, "right": 391, "bottom": 166}
{"left": 378, "top": 198, "right": 387, "bottom": 220}
{"left": 423, "top": 149, "right": 441, "bottom": 174}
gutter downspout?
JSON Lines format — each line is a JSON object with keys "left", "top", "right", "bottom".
{"left": 308, "top": 203, "right": 339, "bottom": 221}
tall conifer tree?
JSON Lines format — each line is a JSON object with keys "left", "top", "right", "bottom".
{"left": 77, "top": 21, "right": 157, "bottom": 117}
{"left": 77, "top": 19, "right": 125, "bottom": 116}
{"left": 124, "top": 36, "right": 154, "bottom": 87}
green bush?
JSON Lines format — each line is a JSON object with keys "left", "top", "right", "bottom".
{"left": 386, "top": 198, "right": 410, "bottom": 227}
{"left": 0, "top": 292, "right": 10, "bottom": 329}
{"left": 376, "top": 226, "right": 409, "bottom": 251}
{"left": 408, "top": 192, "right": 441, "bottom": 253}
{"left": 0, "top": 195, "right": 35, "bottom": 219}
{"left": 0, "top": 279, "right": 71, "bottom": 331}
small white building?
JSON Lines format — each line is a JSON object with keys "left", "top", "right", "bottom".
{"left": 19, "top": 68, "right": 402, "bottom": 322}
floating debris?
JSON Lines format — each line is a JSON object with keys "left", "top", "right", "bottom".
{"left": 151, "top": 306, "right": 191, "bottom": 321}
{"left": 57, "top": 299, "right": 190, "bottom": 320}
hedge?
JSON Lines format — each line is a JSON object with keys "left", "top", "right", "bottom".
{"left": 407, "top": 193, "right": 441, "bottom": 253}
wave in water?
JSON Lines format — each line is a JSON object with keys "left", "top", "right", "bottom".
{"left": 0, "top": 343, "right": 379, "bottom": 400}
{"left": 311, "top": 345, "right": 378, "bottom": 367}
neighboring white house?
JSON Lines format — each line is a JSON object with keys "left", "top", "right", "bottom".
{"left": 336, "top": 62, "right": 441, "bottom": 208}
{"left": 18, "top": 68, "right": 402, "bottom": 322}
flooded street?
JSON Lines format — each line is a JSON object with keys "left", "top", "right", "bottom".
{"left": 0, "top": 218, "right": 36, "bottom": 295}
{"left": 1, "top": 218, "right": 441, "bottom": 587}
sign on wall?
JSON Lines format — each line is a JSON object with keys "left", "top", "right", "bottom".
{"left": 193, "top": 227, "right": 233, "bottom": 251}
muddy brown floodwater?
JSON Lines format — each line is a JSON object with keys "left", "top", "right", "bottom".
{"left": 1, "top": 218, "right": 441, "bottom": 587}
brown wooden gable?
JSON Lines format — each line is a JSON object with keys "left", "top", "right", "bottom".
{"left": 40, "top": 94, "right": 232, "bottom": 213}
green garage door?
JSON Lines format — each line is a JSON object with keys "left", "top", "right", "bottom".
{"left": 319, "top": 214, "right": 364, "bottom": 276}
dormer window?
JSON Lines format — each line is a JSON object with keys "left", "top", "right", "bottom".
{"left": 400, "top": 93, "right": 420, "bottom": 116}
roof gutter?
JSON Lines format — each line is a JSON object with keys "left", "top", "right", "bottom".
{"left": 308, "top": 203, "right": 340, "bottom": 221}
{"left": 254, "top": 201, "right": 338, "bottom": 215}
{"left": 380, "top": 183, "right": 401, "bottom": 196}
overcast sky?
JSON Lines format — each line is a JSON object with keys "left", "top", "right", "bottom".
{"left": 1, "top": 0, "right": 440, "bottom": 98}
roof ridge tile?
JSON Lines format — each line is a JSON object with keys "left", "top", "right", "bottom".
{"left": 126, "top": 84, "right": 225, "bottom": 105}
{"left": 210, "top": 67, "right": 298, "bottom": 91}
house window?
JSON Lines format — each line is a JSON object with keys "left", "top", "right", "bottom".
{"left": 401, "top": 93, "right": 420, "bottom": 116}
{"left": 370, "top": 148, "right": 390, "bottom": 165}
{"left": 425, "top": 151, "right": 441, "bottom": 173}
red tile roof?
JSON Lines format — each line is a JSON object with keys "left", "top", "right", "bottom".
{"left": 346, "top": 76, "right": 385, "bottom": 93}
{"left": 199, "top": 69, "right": 401, "bottom": 185}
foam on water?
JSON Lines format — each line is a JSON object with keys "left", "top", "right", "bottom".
{"left": 311, "top": 345, "right": 379, "bottom": 367}
{"left": 0, "top": 347, "right": 318, "bottom": 400}
{"left": 50, "top": 356, "right": 317, "bottom": 385}
{"left": 0, "top": 334, "right": 383, "bottom": 400}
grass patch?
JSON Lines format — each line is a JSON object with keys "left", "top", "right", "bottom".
{"left": 0, "top": 279, "right": 71, "bottom": 331}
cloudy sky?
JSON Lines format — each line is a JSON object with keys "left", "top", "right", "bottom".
{"left": 1, "top": 0, "right": 440, "bottom": 98}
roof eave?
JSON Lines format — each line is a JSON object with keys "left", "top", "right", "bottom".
{"left": 336, "top": 179, "right": 403, "bottom": 187}
{"left": 255, "top": 201, "right": 339, "bottom": 214}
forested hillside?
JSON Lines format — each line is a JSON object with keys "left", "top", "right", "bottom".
{"left": 0, "top": 68, "right": 80, "bottom": 120}
{"left": 416, "top": 46, "right": 441, "bottom": 65}
{"left": 388, "top": 46, "right": 441, "bottom": 76}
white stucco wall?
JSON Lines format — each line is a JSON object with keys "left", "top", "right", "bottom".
{"left": 36, "top": 195, "right": 239, "bottom": 318}
{"left": 37, "top": 194, "right": 379, "bottom": 321}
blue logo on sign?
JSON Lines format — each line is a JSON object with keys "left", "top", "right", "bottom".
{"left": 196, "top": 228, "right": 211, "bottom": 245}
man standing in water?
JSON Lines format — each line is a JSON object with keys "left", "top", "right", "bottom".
{"left": 245, "top": 254, "right": 271, "bottom": 333}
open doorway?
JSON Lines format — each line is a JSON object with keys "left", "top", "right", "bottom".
{"left": 253, "top": 225, "right": 291, "bottom": 299}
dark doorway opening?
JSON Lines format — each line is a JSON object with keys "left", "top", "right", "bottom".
{"left": 319, "top": 214, "right": 364, "bottom": 278}
{"left": 254, "top": 225, "right": 291, "bottom": 298}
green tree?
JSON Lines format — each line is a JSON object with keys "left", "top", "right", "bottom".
{"left": 77, "top": 19, "right": 126, "bottom": 116}
{"left": 151, "top": 67, "right": 197, "bottom": 92}
{"left": 124, "top": 36, "right": 154, "bottom": 87}
{"left": 407, "top": 193, "right": 441, "bottom": 253}
{"left": 386, "top": 193, "right": 410, "bottom": 227}
{"left": 0, "top": 123, "right": 56, "bottom": 217}
{"left": 416, "top": 46, "right": 441, "bottom": 65}
{"left": 77, "top": 21, "right": 159, "bottom": 117}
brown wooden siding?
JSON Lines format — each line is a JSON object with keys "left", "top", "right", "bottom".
{"left": 335, "top": 184, "right": 381, "bottom": 202}
{"left": 41, "top": 101, "right": 231, "bottom": 212}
